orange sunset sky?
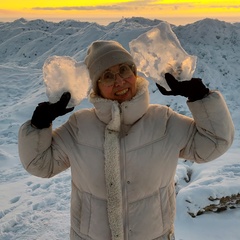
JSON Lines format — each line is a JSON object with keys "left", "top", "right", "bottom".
{"left": 0, "top": 0, "right": 240, "bottom": 25}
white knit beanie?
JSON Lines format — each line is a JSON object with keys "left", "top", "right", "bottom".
{"left": 84, "top": 40, "right": 135, "bottom": 92}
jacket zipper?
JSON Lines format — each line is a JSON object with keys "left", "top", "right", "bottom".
{"left": 120, "top": 105, "right": 129, "bottom": 240}
{"left": 121, "top": 136, "right": 129, "bottom": 240}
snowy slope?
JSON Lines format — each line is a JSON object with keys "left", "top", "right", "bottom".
{"left": 0, "top": 17, "right": 240, "bottom": 240}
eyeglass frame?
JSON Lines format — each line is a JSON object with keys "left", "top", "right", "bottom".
{"left": 97, "top": 63, "right": 136, "bottom": 87}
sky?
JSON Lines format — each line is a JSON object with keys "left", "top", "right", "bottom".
{"left": 0, "top": 0, "right": 240, "bottom": 26}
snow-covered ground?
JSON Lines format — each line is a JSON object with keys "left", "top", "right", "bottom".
{"left": 0, "top": 17, "right": 240, "bottom": 240}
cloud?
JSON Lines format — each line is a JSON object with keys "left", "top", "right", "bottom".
{"left": 33, "top": 6, "right": 125, "bottom": 11}
{"left": 210, "top": 5, "right": 240, "bottom": 9}
{"left": 0, "top": 9, "right": 21, "bottom": 14}
{"left": 30, "top": 1, "right": 240, "bottom": 12}
{"left": 31, "top": 1, "right": 169, "bottom": 12}
{"left": 31, "top": 1, "right": 145, "bottom": 11}
{"left": 0, "top": 9, "right": 14, "bottom": 13}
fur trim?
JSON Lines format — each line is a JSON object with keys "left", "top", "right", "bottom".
{"left": 104, "top": 103, "right": 124, "bottom": 240}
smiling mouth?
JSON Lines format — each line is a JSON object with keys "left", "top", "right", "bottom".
{"left": 115, "top": 88, "right": 129, "bottom": 96}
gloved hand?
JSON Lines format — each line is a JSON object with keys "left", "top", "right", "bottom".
{"left": 31, "top": 92, "right": 74, "bottom": 129}
{"left": 156, "top": 73, "right": 209, "bottom": 101}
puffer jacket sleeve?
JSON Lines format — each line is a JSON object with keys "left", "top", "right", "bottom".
{"left": 180, "top": 91, "right": 234, "bottom": 163}
{"left": 18, "top": 120, "right": 70, "bottom": 178}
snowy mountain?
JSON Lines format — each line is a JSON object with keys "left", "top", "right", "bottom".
{"left": 0, "top": 17, "right": 239, "bottom": 240}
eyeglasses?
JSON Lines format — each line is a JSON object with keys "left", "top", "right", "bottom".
{"left": 98, "top": 64, "right": 135, "bottom": 87}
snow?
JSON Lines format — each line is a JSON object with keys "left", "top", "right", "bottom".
{"left": 0, "top": 17, "right": 240, "bottom": 239}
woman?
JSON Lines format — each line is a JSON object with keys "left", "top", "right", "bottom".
{"left": 18, "top": 40, "right": 234, "bottom": 240}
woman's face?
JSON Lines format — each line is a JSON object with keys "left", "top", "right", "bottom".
{"left": 97, "top": 63, "right": 137, "bottom": 103}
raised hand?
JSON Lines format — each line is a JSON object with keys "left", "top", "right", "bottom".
{"left": 156, "top": 73, "right": 209, "bottom": 101}
{"left": 31, "top": 92, "right": 74, "bottom": 129}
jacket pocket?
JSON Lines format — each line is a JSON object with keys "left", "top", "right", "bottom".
{"left": 71, "top": 185, "right": 83, "bottom": 236}
{"left": 159, "top": 183, "right": 176, "bottom": 231}
{"left": 80, "top": 193, "right": 111, "bottom": 240}
{"left": 129, "top": 191, "right": 164, "bottom": 240}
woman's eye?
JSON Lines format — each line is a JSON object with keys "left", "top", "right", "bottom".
{"left": 103, "top": 72, "right": 113, "bottom": 80}
{"left": 119, "top": 65, "right": 128, "bottom": 74}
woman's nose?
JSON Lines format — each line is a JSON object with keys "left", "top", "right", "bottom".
{"left": 114, "top": 74, "right": 125, "bottom": 86}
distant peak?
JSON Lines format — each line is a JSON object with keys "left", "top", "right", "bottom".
{"left": 14, "top": 18, "right": 28, "bottom": 24}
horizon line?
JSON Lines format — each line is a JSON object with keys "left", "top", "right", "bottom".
{"left": 0, "top": 16, "right": 239, "bottom": 26}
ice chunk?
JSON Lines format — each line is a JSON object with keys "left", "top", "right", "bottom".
{"left": 43, "top": 56, "right": 90, "bottom": 108}
{"left": 129, "top": 22, "right": 197, "bottom": 90}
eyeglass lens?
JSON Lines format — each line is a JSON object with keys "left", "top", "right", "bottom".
{"left": 100, "top": 64, "right": 134, "bottom": 86}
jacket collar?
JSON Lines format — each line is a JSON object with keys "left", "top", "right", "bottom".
{"left": 89, "top": 77, "right": 149, "bottom": 125}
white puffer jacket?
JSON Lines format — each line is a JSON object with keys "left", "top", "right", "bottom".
{"left": 18, "top": 77, "right": 234, "bottom": 240}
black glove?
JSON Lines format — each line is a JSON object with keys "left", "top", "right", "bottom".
{"left": 156, "top": 73, "right": 209, "bottom": 101}
{"left": 31, "top": 92, "right": 74, "bottom": 129}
